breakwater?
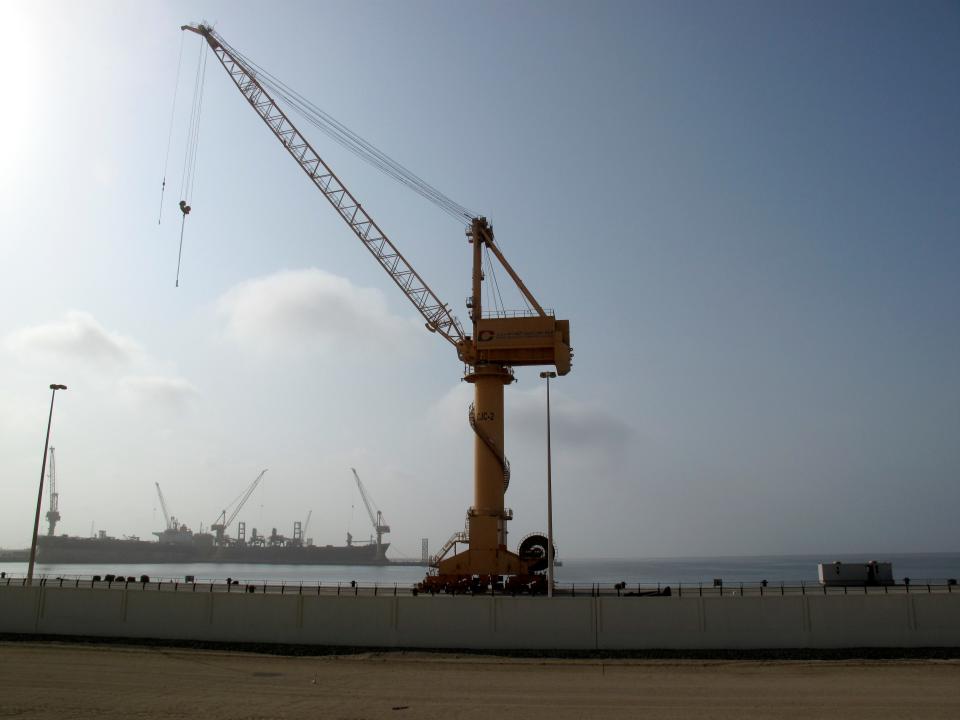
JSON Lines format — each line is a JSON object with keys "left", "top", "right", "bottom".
{"left": 1, "top": 582, "right": 957, "bottom": 650}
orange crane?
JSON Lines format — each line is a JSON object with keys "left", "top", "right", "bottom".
{"left": 181, "top": 24, "right": 571, "bottom": 593}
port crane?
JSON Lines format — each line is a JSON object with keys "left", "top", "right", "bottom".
{"left": 351, "top": 468, "right": 390, "bottom": 560}
{"left": 45, "top": 447, "right": 60, "bottom": 536}
{"left": 302, "top": 509, "right": 312, "bottom": 544}
{"left": 210, "top": 469, "right": 268, "bottom": 545}
{"left": 154, "top": 482, "right": 177, "bottom": 531}
{"left": 181, "top": 25, "right": 571, "bottom": 592}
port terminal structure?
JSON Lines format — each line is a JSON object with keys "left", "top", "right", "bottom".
{"left": 34, "top": 468, "right": 397, "bottom": 566}
{"left": 180, "top": 24, "right": 572, "bottom": 594}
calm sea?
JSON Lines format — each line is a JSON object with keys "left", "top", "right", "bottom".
{"left": 2, "top": 552, "right": 957, "bottom": 586}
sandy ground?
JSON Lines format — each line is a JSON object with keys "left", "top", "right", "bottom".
{"left": 1, "top": 642, "right": 959, "bottom": 719}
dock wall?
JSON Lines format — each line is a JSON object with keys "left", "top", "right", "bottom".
{"left": 1, "top": 586, "right": 958, "bottom": 650}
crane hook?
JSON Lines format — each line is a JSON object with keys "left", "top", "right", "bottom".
{"left": 179, "top": 200, "right": 192, "bottom": 215}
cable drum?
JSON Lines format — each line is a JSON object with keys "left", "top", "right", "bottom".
{"left": 517, "top": 533, "right": 556, "bottom": 574}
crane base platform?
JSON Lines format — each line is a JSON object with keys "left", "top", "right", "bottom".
{"left": 420, "top": 546, "right": 546, "bottom": 594}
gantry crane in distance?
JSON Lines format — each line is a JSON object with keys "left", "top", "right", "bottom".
{"left": 210, "top": 469, "right": 268, "bottom": 545}
{"left": 182, "top": 24, "right": 571, "bottom": 593}
{"left": 45, "top": 447, "right": 60, "bottom": 536}
{"left": 351, "top": 468, "right": 390, "bottom": 561}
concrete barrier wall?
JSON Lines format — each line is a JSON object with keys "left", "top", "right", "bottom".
{"left": 2, "top": 586, "right": 958, "bottom": 650}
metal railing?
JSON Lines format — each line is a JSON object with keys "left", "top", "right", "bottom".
{"left": 1, "top": 574, "right": 956, "bottom": 598}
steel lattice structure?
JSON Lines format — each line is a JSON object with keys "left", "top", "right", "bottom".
{"left": 184, "top": 26, "right": 465, "bottom": 348}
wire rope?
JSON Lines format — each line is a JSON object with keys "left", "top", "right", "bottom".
{"left": 212, "top": 32, "right": 476, "bottom": 224}
{"left": 159, "top": 33, "right": 186, "bottom": 225}
{"left": 176, "top": 40, "right": 208, "bottom": 287}
{"left": 180, "top": 44, "right": 208, "bottom": 203}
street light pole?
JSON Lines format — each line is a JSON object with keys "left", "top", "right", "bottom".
{"left": 539, "top": 371, "right": 557, "bottom": 597}
{"left": 27, "top": 384, "right": 67, "bottom": 587}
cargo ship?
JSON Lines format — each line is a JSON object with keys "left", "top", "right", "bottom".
{"left": 37, "top": 527, "right": 390, "bottom": 566}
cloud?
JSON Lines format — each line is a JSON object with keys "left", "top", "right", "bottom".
{"left": 216, "top": 268, "right": 420, "bottom": 355}
{"left": 119, "top": 375, "right": 199, "bottom": 411}
{"left": 428, "top": 383, "right": 635, "bottom": 462}
{"left": 509, "top": 388, "right": 633, "bottom": 454}
{"left": 5, "top": 310, "right": 142, "bottom": 366}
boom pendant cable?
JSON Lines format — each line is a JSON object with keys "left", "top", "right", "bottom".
{"left": 217, "top": 34, "right": 476, "bottom": 224}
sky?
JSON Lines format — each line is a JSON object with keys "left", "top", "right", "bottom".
{"left": 0, "top": 0, "right": 957, "bottom": 560}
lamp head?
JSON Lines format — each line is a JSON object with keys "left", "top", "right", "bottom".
{"left": 539, "top": 372, "right": 557, "bottom": 379}
{"left": 50, "top": 384, "right": 67, "bottom": 391}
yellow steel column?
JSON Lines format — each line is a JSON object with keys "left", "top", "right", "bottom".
{"left": 465, "top": 364, "right": 512, "bottom": 556}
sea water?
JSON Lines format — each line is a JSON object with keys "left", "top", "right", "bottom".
{"left": 1, "top": 552, "right": 957, "bottom": 586}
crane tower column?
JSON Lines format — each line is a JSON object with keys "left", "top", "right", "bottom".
{"left": 466, "top": 365, "right": 513, "bottom": 548}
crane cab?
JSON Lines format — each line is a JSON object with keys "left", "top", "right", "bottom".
{"left": 459, "top": 315, "right": 571, "bottom": 375}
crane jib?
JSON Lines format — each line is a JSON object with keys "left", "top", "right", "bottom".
{"left": 182, "top": 24, "right": 465, "bottom": 349}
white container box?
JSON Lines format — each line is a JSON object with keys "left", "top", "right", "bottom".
{"left": 818, "top": 560, "right": 894, "bottom": 586}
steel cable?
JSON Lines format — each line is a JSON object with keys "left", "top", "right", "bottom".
{"left": 213, "top": 32, "right": 476, "bottom": 224}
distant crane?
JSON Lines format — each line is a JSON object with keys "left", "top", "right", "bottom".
{"left": 45, "top": 447, "right": 60, "bottom": 536}
{"left": 155, "top": 482, "right": 177, "bottom": 531}
{"left": 351, "top": 468, "right": 390, "bottom": 560}
{"left": 210, "top": 469, "right": 268, "bottom": 545}
{"left": 302, "top": 509, "right": 313, "bottom": 545}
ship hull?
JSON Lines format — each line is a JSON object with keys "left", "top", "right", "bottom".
{"left": 37, "top": 536, "right": 389, "bottom": 566}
